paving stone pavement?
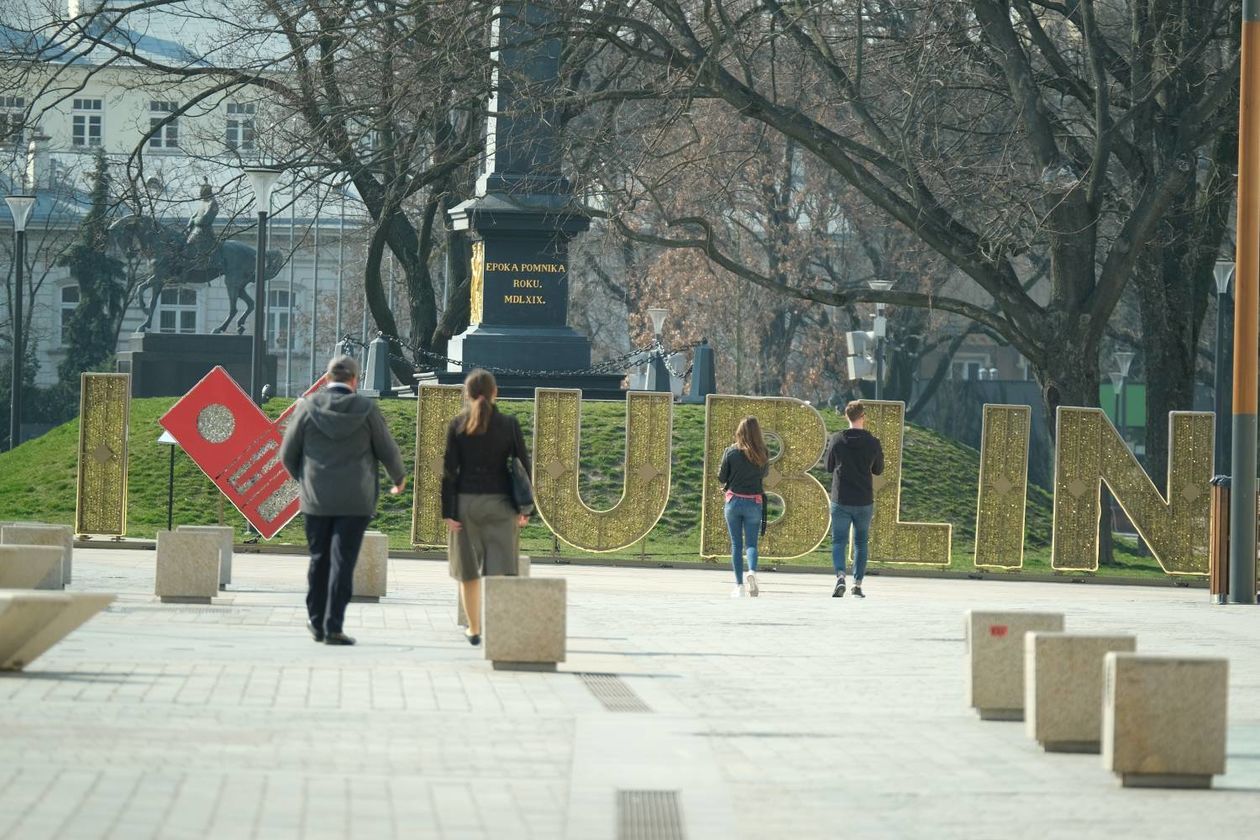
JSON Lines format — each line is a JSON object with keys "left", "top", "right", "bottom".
{"left": 1, "top": 548, "right": 1258, "bottom": 839}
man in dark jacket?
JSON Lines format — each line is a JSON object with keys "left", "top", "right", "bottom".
{"left": 280, "top": 355, "right": 407, "bottom": 645}
{"left": 824, "top": 400, "right": 885, "bottom": 599}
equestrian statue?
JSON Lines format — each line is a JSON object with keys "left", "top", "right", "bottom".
{"left": 111, "top": 182, "right": 285, "bottom": 334}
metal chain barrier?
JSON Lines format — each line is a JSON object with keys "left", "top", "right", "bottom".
{"left": 338, "top": 331, "right": 697, "bottom": 381}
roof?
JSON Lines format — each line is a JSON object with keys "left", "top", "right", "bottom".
{"left": 0, "top": 11, "right": 212, "bottom": 69}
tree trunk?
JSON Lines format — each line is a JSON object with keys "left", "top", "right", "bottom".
{"left": 363, "top": 220, "right": 417, "bottom": 385}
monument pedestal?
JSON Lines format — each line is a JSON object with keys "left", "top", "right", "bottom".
{"left": 430, "top": 323, "right": 625, "bottom": 398}
{"left": 443, "top": 196, "right": 627, "bottom": 400}
{"left": 117, "top": 333, "right": 277, "bottom": 399}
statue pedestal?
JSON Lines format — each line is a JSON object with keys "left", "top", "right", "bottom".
{"left": 116, "top": 333, "right": 277, "bottom": 398}
{"left": 443, "top": 195, "right": 627, "bottom": 400}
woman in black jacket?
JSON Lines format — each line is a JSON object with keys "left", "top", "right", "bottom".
{"left": 717, "top": 416, "right": 770, "bottom": 598}
{"left": 441, "top": 369, "right": 530, "bottom": 645}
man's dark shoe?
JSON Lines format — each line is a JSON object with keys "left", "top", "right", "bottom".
{"left": 324, "top": 632, "right": 356, "bottom": 646}
{"left": 307, "top": 621, "right": 325, "bottom": 643}
{"left": 852, "top": 584, "right": 865, "bottom": 599}
{"left": 832, "top": 577, "right": 846, "bottom": 598}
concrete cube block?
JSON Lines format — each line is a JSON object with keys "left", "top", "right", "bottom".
{"left": 0, "top": 546, "right": 65, "bottom": 589}
{"left": 483, "top": 577, "right": 566, "bottom": 671}
{"left": 1, "top": 523, "right": 73, "bottom": 587}
{"left": 155, "top": 530, "right": 220, "bottom": 603}
{"left": 0, "top": 591, "right": 115, "bottom": 671}
{"left": 965, "top": 610, "right": 1064, "bottom": 720}
{"left": 456, "top": 556, "right": 530, "bottom": 627}
{"left": 352, "top": 532, "right": 389, "bottom": 602}
{"left": 177, "top": 525, "right": 234, "bottom": 588}
{"left": 1025, "top": 633, "right": 1136, "bottom": 752}
{"left": 1102, "top": 653, "right": 1228, "bottom": 788}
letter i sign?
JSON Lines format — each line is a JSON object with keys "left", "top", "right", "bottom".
{"left": 158, "top": 366, "right": 326, "bottom": 538}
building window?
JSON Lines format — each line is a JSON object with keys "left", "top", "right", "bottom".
{"left": 157, "top": 287, "right": 198, "bottom": 334}
{"left": 226, "top": 102, "right": 256, "bottom": 152}
{"left": 148, "top": 100, "right": 179, "bottom": 149}
{"left": 59, "top": 285, "right": 80, "bottom": 344}
{"left": 71, "top": 98, "right": 103, "bottom": 147}
{"left": 0, "top": 95, "right": 24, "bottom": 146}
{"left": 267, "top": 288, "right": 291, "bottom": 344}
{"left": 950, "top": 354, "right": 991, "bottom": 381}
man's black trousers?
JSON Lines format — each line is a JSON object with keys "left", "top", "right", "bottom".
{"left": 304, "top": 514, "right": 371, "bottom": 634}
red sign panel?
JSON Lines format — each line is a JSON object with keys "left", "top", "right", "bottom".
{"left": 989, "top": 625, "right": 1009, "bottom": 638}
{"left": 159, "top": 366, "right": 326, "bottom": 539}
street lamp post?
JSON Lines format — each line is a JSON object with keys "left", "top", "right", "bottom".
{"left": 1228, "top": 1, "right": 1259, "bottom": 604}
{"left": 1213, "top": 261, "right": 1235, "bottom": 476}
{"left": 4, "top": 193, "right": 36, "bottom": 451}
{"left": 1108, "top": 370, "right": 1125, "bottom": 430}
{"left": 868, "top": 279, "right": 894, "bottom": 400}
{"left": 1113, "top": 351, "right": 1135, "bottom": 446}
{"left": 243, "top": 167, "right": 281, "bottom": 405}
{"left": 645, "top": 307, "right": 670, "bottom": 392}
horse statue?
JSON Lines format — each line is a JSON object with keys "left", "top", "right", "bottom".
{"left": 110, "top": 212, "right": 286, "bottom": 335}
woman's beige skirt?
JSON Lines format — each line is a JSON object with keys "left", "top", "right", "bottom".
{"left": 448, "top": 493, "right": 520, "bottom": 581}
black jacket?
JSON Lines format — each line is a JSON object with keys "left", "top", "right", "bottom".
{"left": 824, "top": 428, "right": 885, "bottom": 506}
{"left": 718, "top": 445, "right": 769, "bottom": 496}
{"left": 440, "top": 405, "right": 530, "bottom": 519}
{"left": 280, "top": 385, "right": 407, "bottom": 517}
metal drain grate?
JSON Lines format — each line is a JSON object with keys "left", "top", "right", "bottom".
{"left": 618, "top": 790, "right": 684, "bottom": 840}
{"left": 578, "top": 672, "right": 652, "bottom": 712}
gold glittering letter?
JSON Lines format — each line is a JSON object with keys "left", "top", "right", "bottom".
{"left": 974, "top": 405, "right": 1030, "bottom": 569}
{"left": 533, "top": 389, "right": 672, "bottom": 551}
{"left": 862, "top": 401, "right": 952, "bottom": 566}
{"left": 75, "top": 373, "right": 130, "bottom": 536}
{"left": 469, "top": 241, "right": 485, "bottom": 325}
{"left": 1052, "top": 408, "right": 1211, "bottom": 574}
{"left": 700, "top": 395, "right": 830, "bottom": 560}
{"left": 410, "top": 385, "right": 465, "bottom": 547}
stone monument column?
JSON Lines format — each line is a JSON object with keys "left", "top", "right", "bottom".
{"left": 440, "top": 2, "right": 624, "bottom": 398}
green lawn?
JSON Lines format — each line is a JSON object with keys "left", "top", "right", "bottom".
{"left": 0, "top": 396, "right": 1172, "bottom": 580}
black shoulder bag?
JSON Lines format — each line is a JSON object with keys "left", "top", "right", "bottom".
{"left": 507, "top": 429, "right": 535, "bottom": 515}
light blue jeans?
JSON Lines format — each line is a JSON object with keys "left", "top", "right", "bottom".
{"left": 724, "top": 497, "right": 762, "bottom": 585}
{"left": 831, "top": 502, "right": 874, "bottom": 580}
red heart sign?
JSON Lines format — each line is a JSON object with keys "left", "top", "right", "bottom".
{"left": 159, "top": 366, "right": 326, "bottom": 539}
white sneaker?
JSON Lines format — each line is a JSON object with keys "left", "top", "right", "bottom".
{"left": 730, "top": 584, "right": 746, "bottom": 598}
{"left": 746, "top": 572, "right": 759, "bottom": 597}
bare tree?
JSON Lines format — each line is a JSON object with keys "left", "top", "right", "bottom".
{"left": 556, "top": 0, "right": 1238, "bottom": 444}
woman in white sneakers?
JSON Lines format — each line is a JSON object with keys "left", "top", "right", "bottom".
{"left": 718, "top": 416, "right": 770, "bottom": 597}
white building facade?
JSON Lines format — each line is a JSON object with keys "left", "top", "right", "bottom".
{"left": 1, "top": 4, "right": 375, "bottom": 396}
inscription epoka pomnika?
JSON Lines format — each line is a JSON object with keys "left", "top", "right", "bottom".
{"left": 487, "top": 260, "right": 562, "bottom": 306}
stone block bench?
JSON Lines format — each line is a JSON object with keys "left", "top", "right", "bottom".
{"left": 1103, "top": 653, "right": 1228, "bottom": 788}
{"left": 0, "top": 591, "right": 115, "bottom": 671}
{"left": 965, "top": 610, "right": 1064, "bottom": 720}
{"left": 176, "top": 525, "right": 234, "bottom": 588}
{"left": 352, "top": 531, "right": 389, "bottom": 603}
{"left": 483, "top": 576, "right": 565, "bottom": 672}
{"left": 1025, "top": 632, "right": 1136, "bottom": 752}
{"left": 0, "top": 546, "right": 64, "bottom": 590}
{"left": 457, "top": 556, "right": 531, "bottom": 627}
{"left": 1, "top": 523, "right": 74, "bottom": 588}
{"left": 155, "top": 530, "right": 220, "bottom": 604}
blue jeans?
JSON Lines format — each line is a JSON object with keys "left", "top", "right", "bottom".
{"left": 724, "top": 498, "right": 762, "bottom": 584}
{"left": 830, "top": 502, "right": 874, "bottom": 580}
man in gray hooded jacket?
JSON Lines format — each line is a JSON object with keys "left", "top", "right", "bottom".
{"left": 281, "top": 355, "right": 407, "bottom": 645}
